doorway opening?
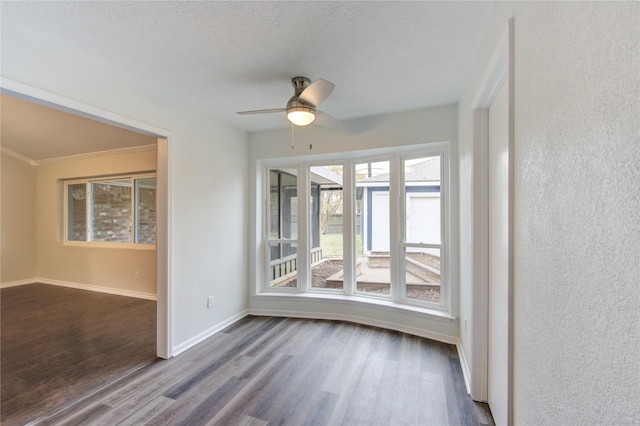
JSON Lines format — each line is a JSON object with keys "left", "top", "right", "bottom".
{"left": 0, "top": 80, "right": 171, "bottom": 423}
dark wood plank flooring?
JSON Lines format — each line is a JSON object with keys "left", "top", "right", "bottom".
{"left": 0, "top": 283, "right": 156, "bottom": 425}
{"left": 26, "top": 315, "right": 494, "bottom": 425}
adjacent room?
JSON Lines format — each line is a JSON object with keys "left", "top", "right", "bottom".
{"left": 1, "top": 95, "right": 160, "bottom": 424}
{"left": 1, "top": 1, "right": 637, "bottom": 425}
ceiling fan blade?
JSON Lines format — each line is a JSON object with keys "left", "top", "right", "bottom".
{"left": 314, "top": 110, "right": 341, "bottom": 129}
{"left": 299, "top": 79, "right": 335, "bottom": 107}
{"left": 237, "top": 108, "right": 286, "bottom": 115}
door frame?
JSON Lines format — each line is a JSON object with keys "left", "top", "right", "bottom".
{"left": 469, "top": 18, "right": 514, "bottom": 423}
{"left": 1, "top": 78, "right": 173, "bottom": 359}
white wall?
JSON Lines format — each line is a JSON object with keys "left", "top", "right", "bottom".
{"left": 459, "top": 2, "right": 640, "bottom": 423}
{"left": 250, "top": 106, "right": 458, "bottom": 159}
{"left": 1, "top": 152, "right": 37, "bottom": 283}
{"left": 35, "top": 149, "right": 157, "bottom": 297}
{"left": 248, "top": 105, "right": 461, "bottom": 340}
{"left": 1, "top": 20, "right": 249, "bottom": 353}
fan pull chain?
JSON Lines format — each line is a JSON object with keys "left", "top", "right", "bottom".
{"left": 291, "top": 123, "right": 295, "bottom": 150}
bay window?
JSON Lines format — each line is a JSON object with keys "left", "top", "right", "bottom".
{"left": 261, "top": 145, "right": 449, "bottom": 312}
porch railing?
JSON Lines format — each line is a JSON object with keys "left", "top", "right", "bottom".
{"left": 270, "top": 247, "right": 322, "bottom": 281}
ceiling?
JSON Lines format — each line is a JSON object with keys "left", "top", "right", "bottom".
{"left": 1, "top": 1, "right": 493, "bottom": 161}
{"left": 1, "top": 95, "right": 158, "bottom": 162}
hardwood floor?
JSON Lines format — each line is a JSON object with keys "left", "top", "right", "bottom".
{"left": 25, "top": 315, "right": 494, "bottom": 425}
{"left": 0, "top": 283, "right": 156, "bottom": 425}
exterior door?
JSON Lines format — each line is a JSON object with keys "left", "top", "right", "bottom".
{"left": 371, "top": 191, "right": 389, "bottom": 252}
{"left": 406, "top": 194, "right": 440, "bottom": 256}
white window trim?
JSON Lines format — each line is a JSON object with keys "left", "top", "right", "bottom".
{"left": 258, "top": 143, "right": 452, "bottom": 316}
{"left": 63, "top": 173, "right": 157, "bottom": 250}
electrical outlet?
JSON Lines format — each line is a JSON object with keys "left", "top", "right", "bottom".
{"left": 134, "top": 271, "right": 140, "bottom": 280}
{"left": 207, "top": 296, "right": 214, "bottom": 309}
{"left": 464, "top": 316, "right": 467, "bottom": 332}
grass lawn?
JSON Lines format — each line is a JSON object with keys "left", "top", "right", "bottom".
{"left": 320, "top": 233, "right": 363, "bottom": 258}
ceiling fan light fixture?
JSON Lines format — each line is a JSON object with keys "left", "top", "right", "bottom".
{"left": 287, "top": 106, "right": 316, "bottom": 126}
{"left": 237, "top": 76, "right": 339, "bottom": 128}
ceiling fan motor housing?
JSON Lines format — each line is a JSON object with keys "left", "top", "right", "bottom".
{"left": 291, "top": 76, "right": 311, "bottom": 95}
{"left": 287, "top": 77, "right": 316, "bottom": 113}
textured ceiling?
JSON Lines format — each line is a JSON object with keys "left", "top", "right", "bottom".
{"left": 1, "top": 1, "right": 493, "bottom": 159}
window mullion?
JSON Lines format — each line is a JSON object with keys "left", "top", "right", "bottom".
{"left": 298, "top": 165, "right": 310, "bottom": 292}
{"left": 131, "top": 178, "right": 137, "bottom": 243}
{"left": 263, "top": 169, "right": 270, "bottom": 291}
{"left": 343, "top": 161, "right": 354, "bottom": 296}
{"left": 278, "top": 173, "right": 282, "bottom": 241}
{"left": 86, "top": 183, "right": 93, "bottom": 242}
{"left": 389, "top": 155, "right": 401, "bottom": 302}
{"left": 441, "top": 152, "right": 449, "bottom": 311}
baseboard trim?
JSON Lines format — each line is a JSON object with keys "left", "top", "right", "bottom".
{"left": 172, "top": 310, "right": 249, "bottom": 357}
{"left": 247, "top": 308, "right": 458, "bottom": 345}
{"left": 37, "top": 278, "right": 157, "bottom": 301}
{"left": 0, "top": 278, "right": 37, "bottom": 288}
{"left": 457, "top": 341, "right": 472, "bottom": 395}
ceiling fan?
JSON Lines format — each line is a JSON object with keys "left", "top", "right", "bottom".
{"left": 237, "top": 77, "right": 341, "bottom": 129}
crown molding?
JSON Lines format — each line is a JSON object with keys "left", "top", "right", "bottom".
{"left": 36, "top": 144, "right": 157, "bottom": 166}
{"left": 1, "top": 146, "right": 38, "bottom": 166}
{"left": 1, "top": 144, "right": 157, "bottom": 167}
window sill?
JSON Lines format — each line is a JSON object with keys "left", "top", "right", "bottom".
{"left": 62, "top": 241, "right": 156, "bottom": 250}
{"left": 251, "top": 291, "right": 455, "bottom": 323}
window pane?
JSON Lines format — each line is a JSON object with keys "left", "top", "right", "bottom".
{"left": 282, "top": 173, "right": 298, "bottom": 240}
{"left": 355, "top": 161, "right": 390, "bottom": 297}
{"left": 404, "top": 156, "right": 441, "bottom": 244}
{"left": 68, "top": 183, "right": 87, "bottom": 241}
{"left": 269, "top": 169, "right": 298, "bottom": 240}
{"left": 404, "top": 247, "right": 441, "bottom": 303}
{"left": 269, "top": 242, "right": 298, "bottom": 288}
{"left": 269, "top": 171, "right": 280, "bottom": 239}
{"left": 310, "top": 165, "right": 344, "bottom": 289}
{"left": 91, "top": 180, "right": 132, "bottom": 242}
{"left": 135, "top": 178, "right": 156, "bottom": 244}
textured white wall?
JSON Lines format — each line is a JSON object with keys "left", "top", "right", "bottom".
{"left": 460, "top": 2, "right": 640, "bottom": 424}
{"left": 2, "top": 20, "right": 249, "bottom": 353}
{"left": 249, "top": 105, "right": 458, "bottom": 159}
{"left": 1, "top": 152, "right": 37, "bottom": 283}
{"left": 512, "top": 3, "right": 639, "bottom": 423}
